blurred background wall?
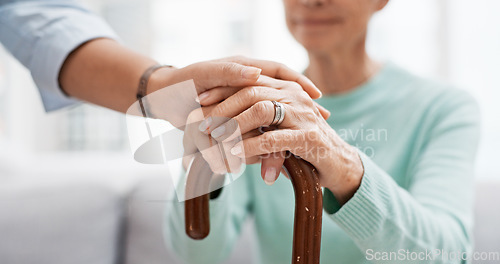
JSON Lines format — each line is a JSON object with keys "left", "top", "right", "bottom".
{"left": 0, "top": 0, "right": 498, "bottom": 184}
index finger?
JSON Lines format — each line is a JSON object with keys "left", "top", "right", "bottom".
{"left": 218, "top": 56, "right": 322, "bottom": 99}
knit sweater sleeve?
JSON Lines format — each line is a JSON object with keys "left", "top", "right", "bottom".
{"left": 325, "top": 90, "right": 480, "bottom": 263}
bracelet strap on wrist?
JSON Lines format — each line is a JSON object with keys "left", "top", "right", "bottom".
{"left": 136, "top": 64, "right": 173, "bottom": 100}
{"left": 136, "top": 64, "right": 172, "bottom": 119}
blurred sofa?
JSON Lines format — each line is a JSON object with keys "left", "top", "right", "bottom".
{"left": 0, "top": 175, "right": 498, "bottom": 264}
{"left": 0, "top": 174, "right": 255, "bottom": 264}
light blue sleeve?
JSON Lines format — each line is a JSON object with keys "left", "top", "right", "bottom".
{"left": 0, "top": 0, "right": 118, "bottom": 111}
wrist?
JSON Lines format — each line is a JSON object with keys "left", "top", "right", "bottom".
{"left": 147, "top": 66, "right": 178, "bottom": 95}
{"left": 327, "top": 146, "right": 364, "bottom": 205}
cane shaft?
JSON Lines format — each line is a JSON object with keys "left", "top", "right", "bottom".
{"left": 185, "top": 153, "right": 323, "bottom": 264}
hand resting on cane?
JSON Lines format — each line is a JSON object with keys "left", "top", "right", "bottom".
{"left": 198, "top": 75, "right": 364, "bottom": 205}
{"left": 182, "top": 75, "right": 331, "bottom": 189}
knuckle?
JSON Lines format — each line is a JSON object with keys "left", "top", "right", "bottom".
{"left": 252, "top": 101, "right": 272, "bottom": 123}
{"left": 277, "top": 62, "right": 288, "bottom": 70}
{"left": 264, "top": 133, "right": 277, "bottom": 149}
{"left": 294, "top": 107, "right": 316, "bottom": 122}
{"left": 284, "top": 132, "right": 297, "bottom": 148}
{"left": 298, "top": 89, "right": 309, "bottom": 98}
{"left": 214, "top": 104, "right": 229, "bottom": 117}
{"left": 209, "top": 102, "right": 228, "bottom": 118}
{"left": 253, "top": 100, "right": 269, "bottom": 113}
{"left": 298, "top": 90, "right": 315, "bottom": 105}
{"left": 242, "top": 86, "right": 259, "bottom": 99}
{"left": 221, "top": 63, "right": 239, "bottom": 75}
{"left": 290, "top": 82, "right": 303, "bottom": 91}
{"left": 304, "top": 110, "right": 317, "bottom": 120}
{"left": 267, "top": 133, "right": 278, "bottom": 147}
{"left": 304, "top": 130, "right": 318, "bottom": 142}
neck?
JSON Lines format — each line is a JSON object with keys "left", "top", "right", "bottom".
{"left": 305, "top": 38, "right": 381, "bottom": 95}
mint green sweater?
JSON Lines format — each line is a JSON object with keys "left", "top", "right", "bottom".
{"left": 164, "top": 63, "right": 480, "bottom": 264}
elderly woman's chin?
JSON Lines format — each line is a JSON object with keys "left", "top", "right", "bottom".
{"left": 294, "top": 34, "right": 340, "bottom": 54}
{"left": 288, "top": 19, "right": 346, "bottom": 53}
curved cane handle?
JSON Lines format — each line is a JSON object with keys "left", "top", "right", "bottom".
{"left": 185, "top": 153, "right": 323, "bottom": 264}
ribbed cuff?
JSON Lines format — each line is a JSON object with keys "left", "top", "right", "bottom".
{"left": 329, "top": 150, "right": 391, "bottom": 241}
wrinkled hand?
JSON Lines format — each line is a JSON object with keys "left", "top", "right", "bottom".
{"left": 143, "top": 56, "right": 330, "bottom": 190}
{"left": 182, "top": 106, "right": 244, "bottom": 175}
{"left": 146, "top": 56, "right": 328, "bottom": 129}
{"left": 182, "top": 104, "right": 266, "bottom": 172}
{"left": 198, "top": 76, "right": 364, "bottom": 204}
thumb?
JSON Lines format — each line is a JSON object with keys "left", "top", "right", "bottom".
{"left": 261, "top": 152, "right": 285, "bottom": 186}
{"left": 189, "top": 62, "right": 262, "bottom": 93}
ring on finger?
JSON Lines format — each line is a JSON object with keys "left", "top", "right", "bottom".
{"left": 269, "top": 100, "right": 286, "bottom": 126}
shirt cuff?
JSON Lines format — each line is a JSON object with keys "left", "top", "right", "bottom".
{"left": 328, "top": 150, "right": 391, "bottom": 241}
{"left": 322, "top": 188, "right": 342, "bottom": 214}
{"left": 29, "top": 7, "right": 118, "bottom": 111}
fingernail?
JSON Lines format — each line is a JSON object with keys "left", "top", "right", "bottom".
{"left": 264, "top": 167, "right": 277, "bottom": 186}
{"left": 198, "top": 91, "right": 210, "bottom": 104}
{"left": 211, "top": 124, "right": 226, "bottom": 138}
{"left": 230, "top": 144, "right": 242, "bottom": 156}
{"left": 198, "top": 117, "right": 212, "bottom": 132}
{"left": 242, "top": 67, "right": 262, "bottom": 80}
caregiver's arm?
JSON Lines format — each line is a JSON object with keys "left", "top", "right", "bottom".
{"left": 0, "top": 1, "right": 322, "bottom": 114}
{"left": 59, "top": 40, "right": 323, "bottom": 114}
{"left": 325, "top": 91, "right": 480, "bottom": 263}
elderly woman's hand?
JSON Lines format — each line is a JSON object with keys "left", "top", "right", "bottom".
{"left": 182, "top": 105, "right": 264, "bottom": 178}
{"left": 199, "top": 76, "right": 364, "bottom": 204}
{"left": 182, "top": 106, "right": 243, "bottom": 175}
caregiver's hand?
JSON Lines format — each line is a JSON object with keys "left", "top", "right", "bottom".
{"left": 150, "top": 56, "right": 321, "bottom": 98}
{"left": 144, "top": 56, "right": 327, "bottom": 129}
{"left": 200, "top": 76, "right": 364, "bottom": 205}
{"left": 182, "top": 103, "right": 266, "bottom": 175}
{"left": 59, "top": 38, "right": 323, "bottom": 118}
{"left": 182, "top": 106, "right": 245, "bottom": 175}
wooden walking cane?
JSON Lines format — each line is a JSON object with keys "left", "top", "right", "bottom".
{"left": 185, "top": 149, "right": 323, "bottom": 264}
{"left": 131, "top": 68, "right": 323, "bottom": 262}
